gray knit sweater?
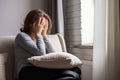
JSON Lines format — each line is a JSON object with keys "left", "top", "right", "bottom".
{"left": 14, "top": 32, "right": 56, "bottom": 79}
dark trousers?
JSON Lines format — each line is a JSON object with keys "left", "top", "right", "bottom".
{"left": 19, "top": 66, "right": 81, "bottom": 80}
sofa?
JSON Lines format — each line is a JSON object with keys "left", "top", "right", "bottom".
{"left": 0, "top": 33, "right": 81, "bottom": 80}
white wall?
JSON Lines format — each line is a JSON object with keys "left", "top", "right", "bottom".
{"left": 0, "top": 0, "right": 48, "bottom": 36}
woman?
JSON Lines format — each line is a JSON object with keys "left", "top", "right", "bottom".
{"left": 15, "top": 9, "right": 81, "bottom": 80}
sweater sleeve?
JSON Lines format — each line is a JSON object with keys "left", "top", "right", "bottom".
{"left": 15, "top": 32, "right": 45, "bottom": 56}
{"left": 36, "top": 34, "right": 46, "bottom": 55}
{"left": 43, "top": 35, "right": 57, "bottom": 53}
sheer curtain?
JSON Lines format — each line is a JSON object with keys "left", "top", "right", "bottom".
{"left": 93, "top": 0, "right": 120, "bottom": 80}
{"left": 56, "top": 0, "right": 64, "bottom": 34}
{"left": 49, "top": 0, "right": 64, "bottom": 34}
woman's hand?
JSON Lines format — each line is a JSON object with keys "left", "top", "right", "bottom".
{"left": 32, "top": 17, "right": 48, "bottom": 36}
{"left": 37, "top": 17, "right": 45, "bottom": 35}
{"left": 32, "top": 17, "right": 44, "bottom": 35}
{"left": 41, "top": 18, "right": 48, "bottom": 36}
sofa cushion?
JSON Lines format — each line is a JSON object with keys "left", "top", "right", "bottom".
{"left": 0, "top": 53, "right": 7, "bottom": 80}
{"left": 47, "top": 35, "right": 63, "bottom": 52}
{"left": 28, "top": 52, "right": 82, "bottom": 69}
{"left": 0, "top": 36, "right": 15, "bottom": 80}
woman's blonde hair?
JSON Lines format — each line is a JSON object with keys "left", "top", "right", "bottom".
{"left": 20, "top": 9, "right": 52, "bottom": 34}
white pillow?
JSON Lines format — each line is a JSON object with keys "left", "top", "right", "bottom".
{"left": 0, "top": 53, "right": 7, "bottom": 80}
{"left": 28, "top": 52, "right": 82, "bottom": 69}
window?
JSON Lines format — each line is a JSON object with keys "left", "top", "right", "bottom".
{"left": 81, "top": 0, "right": 94, "bottom": 46}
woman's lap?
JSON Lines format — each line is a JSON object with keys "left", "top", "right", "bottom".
{"left": 19, "top": 66, "right": 81, "bottom": 80}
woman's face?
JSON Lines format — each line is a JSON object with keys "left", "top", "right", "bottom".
{"left": 31, "top": 17, "right": 49, "bottom": 34}
{"left": 37, "top": 17, "right": 49, "bottom": 32}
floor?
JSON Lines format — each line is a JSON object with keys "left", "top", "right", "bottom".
{"left": 80, "top": 60, "right": 92, "bottom": 80}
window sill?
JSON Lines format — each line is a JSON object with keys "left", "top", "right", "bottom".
{"left": 73, "top": 44, "right": 93, "bottom": 49}
{"left": 80, "top": 45, "right": 93, "bottom": 49}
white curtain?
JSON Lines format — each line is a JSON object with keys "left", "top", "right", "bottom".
{"left": 93, "top": 0, "right": 108, "bottom": 80}
{"left": 93, "top": 0, "right": 120, "bottom": 80}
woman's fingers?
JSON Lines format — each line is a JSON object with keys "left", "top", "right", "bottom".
{"left": 41, "top": 18, "right": 46, "bottom": 26}
{"left": 33, "top": 17, "right": 49, "bottom": 35}
{"left": 38, "top": 17, "right": 44, "bottom": 24}
{"left": 39, "top": 17, "right": 42, "bottom": 24}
